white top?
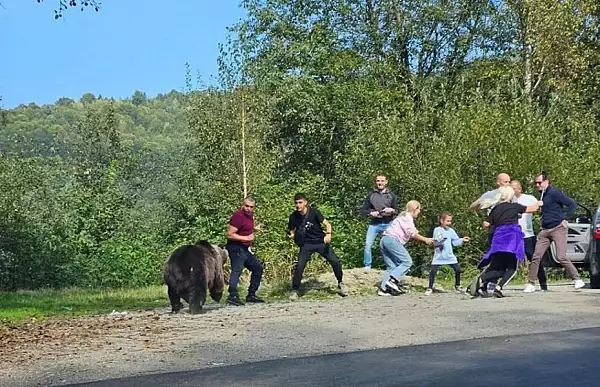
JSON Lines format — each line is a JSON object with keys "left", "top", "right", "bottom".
{"left": 516, "top": 193, "right": 537, "bottom": 238}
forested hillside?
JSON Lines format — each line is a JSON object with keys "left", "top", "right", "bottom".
{"left": 2, "top": 0, "right": 600, "bottom": 290}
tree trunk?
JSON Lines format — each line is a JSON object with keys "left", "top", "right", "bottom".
{"left": 389, "top": 0, "right": 410, "bottom": 79}
{"left": 240, "top": 91, "right": 248, "bottom": 198}
{"left": 524, "top": 40, "right": 532, "bottom": 96}
{"left": 518, "top": 1, "right": 533, "bottom": 98}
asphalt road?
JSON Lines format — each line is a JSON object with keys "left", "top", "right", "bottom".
{"left": 66, "top": 326, "right": 600, "bottom": 387}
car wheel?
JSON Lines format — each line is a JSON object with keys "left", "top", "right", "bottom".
{"left": 589, "top": 241, "right": 600, "bottom": 289}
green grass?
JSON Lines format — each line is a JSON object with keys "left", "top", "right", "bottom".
{"left": 0, "top": 266, "right": 582, "bottom": 326}
{"left": 0, "top": 278, "right": 378, "bottom": 325}
{"left": 0, "top": 286, "right": 166, "bottom": 326}
{"left": 0, "top": 282, "right": 341, "bottom": 326}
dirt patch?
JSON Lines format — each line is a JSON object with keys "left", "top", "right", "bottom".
{"left": 307, "top": 268, "right": 429, "bottom": 297}
{"left": 0, "top": 312, "right": 163, "bottom": 366}
{"left": 0, "top": 268, "right": 414, "bottom": 366}
{"left": 318, "top": 268, "right": 427, "bottom": 290}
{"left": 1, "top": 275, "right": 600, "bottom": 387}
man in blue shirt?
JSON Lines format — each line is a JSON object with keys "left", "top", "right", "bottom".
{"left": 523, "top": 171, "right": 585, "bottom": 292}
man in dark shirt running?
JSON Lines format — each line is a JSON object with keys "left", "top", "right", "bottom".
{"left": 523, "top": 171, "right": 585, "bottom": 293}
{"left": 287, "top": 193, "right": 348, "bottom": 300}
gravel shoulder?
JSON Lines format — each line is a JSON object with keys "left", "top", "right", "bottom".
{"left": 1, "top": 273, "right": 599, "bottom": 387}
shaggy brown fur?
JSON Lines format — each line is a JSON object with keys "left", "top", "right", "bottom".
{"left": 163, "top": 240, "right": 228, "bottom": 314}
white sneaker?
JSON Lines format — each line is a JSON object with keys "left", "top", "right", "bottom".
{"left": 574, "top": 279, "right": 585, "bottom": 290}
{"left": 424, "top": 288, "right": 433, "bottom": 296}
{"left": 289, "top": 291, "right": 299, "bottom": 300}
{"left": 523, "top": 283, "right": 536, "bottom": 293}
{"left": 385, "top": 280, "right": 401, "bottom": 293}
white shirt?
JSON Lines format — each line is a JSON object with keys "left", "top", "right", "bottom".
{"left": 516, "top": 194, "right": 537, "bottom": 238}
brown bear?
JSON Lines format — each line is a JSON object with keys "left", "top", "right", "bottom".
{"left": 163, "top": 240, "right": 228, "bottom": 314}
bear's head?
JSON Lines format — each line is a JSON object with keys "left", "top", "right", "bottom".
{"left": 211, "top": 243, "right": 230, "bottom": 287}
{"left": 211, "top": 244, "right": 229, "bottom": 266}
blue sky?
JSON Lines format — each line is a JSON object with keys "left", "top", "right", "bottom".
{"left": 0, "top": 1, "right": 246, "bottom": 108}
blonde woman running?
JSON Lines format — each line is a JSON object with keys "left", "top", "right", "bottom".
{"left": 379, "top": 200, "right": 434, "bottom": 296}
{"left": 476, "top": 186, "right": 539, "bottom": 298}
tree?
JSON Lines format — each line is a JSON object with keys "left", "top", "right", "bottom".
{"left": 131, "top": 90, "right": 147, "bottom": 106}
{"left": 0, "top": 103, "right": 6, "bottom": 129}
{"left": 80, "top": 92, "right": 96, "bottom": 105}
{"left": 505, "top": 0, "right": 599, "bottom": 99}
{"left": 56, "top": 97, "right": 75, "bottom": 106}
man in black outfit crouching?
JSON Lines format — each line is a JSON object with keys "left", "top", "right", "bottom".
{"left": 286, "top": 193, "right": 348, "bottom": 300}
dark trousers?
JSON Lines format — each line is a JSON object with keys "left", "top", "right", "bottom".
{"left": 481, "top": 252, "right": 517, "bottom": 289}
{"left": 525, "top": 236, "right": 547, "bottom": 290}
{"left": 226, "top": 244, "right": 263, "bottom": 297}
{"left": 428, "top": 263, "right": 461, "bottom": 289}
{"left": 293, "top": 243, "right": 343, "bottom": 291}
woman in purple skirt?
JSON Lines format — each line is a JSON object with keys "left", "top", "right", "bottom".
{"left": 477, "top": 186, "right": 539, "bottom": 298}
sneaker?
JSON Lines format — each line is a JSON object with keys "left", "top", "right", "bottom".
{"left": 363, "top": 266, "right": 371, "bottom": 271}
{"left": 227, "top": 295, "right": 245, "bottom": 306}
{"left": 385, "top": 281, "right": 403, "bottom": 296}
{"left": 245, "top": 294, "right": 265, "bottom": 303}
{"left": 574, "top": 279, "right": 585, "bottom": 290}
{"left": 385, "top": 283, "right": 405, "bottom": 296}
{"left": 454, "top": 286, "right": 464, "bottom": 294}
{"left": 289, "top": 290, "right": 299, "bottom": 300}
{"left": 386, "top": 276, "right": 401, "bottom": 290}
{"left": 338, "top": 282, "right": 349, "bottom": 297}
{"left": 493, "top": 289, "right": 504, "bottom": 298}
{"left": 477, "top": 288, "right": 489, "bottom": 298}
{"left": 424, "top": 288, "right": 433, "bottom": 296}
{"left": 377, "top": 288, "right": 392, "bottom": 296}
{"left": 523, "top": 283, "right": 536, "bottom": 293}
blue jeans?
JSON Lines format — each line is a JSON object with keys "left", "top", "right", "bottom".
{"left": 380, "top": 235, "right": 413, "bottom": 290}
{"left": 363, "top": 222, "right": 391, "bottom": 267}
{"left": 225, "top": 244, "right": 263, "bottom": 297}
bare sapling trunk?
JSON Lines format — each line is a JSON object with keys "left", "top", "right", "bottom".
{"left": 240, "top": 91, "right": 248, "bottom": 198}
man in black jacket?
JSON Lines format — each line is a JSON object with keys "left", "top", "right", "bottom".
{"left": 524, "top": 171, "right": 585, "bottom": 293}
{"left": 361, "top": 174, "right": 398, "bottom": 270}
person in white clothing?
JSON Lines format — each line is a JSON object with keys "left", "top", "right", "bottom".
{"left": 511, "top": 180, "right": 547, "bottom": 291}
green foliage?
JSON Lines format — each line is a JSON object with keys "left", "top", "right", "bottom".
{"left": 2, "top": 0, "right": 600, "bottom": 291}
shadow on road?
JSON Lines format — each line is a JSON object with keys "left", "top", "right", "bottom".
{"left": 66, "top": 326, "right": 600, "bottom": 387}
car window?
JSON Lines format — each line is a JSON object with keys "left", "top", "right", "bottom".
{"left": 568, "top": 205, "right": 592, "bottom": 224}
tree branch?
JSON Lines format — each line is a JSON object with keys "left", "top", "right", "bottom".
{"left": 36, "top": 0, "right": 101, "bottom": 19}
{"left": 532, "top": 60, "right": 545, "bottom": 93}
